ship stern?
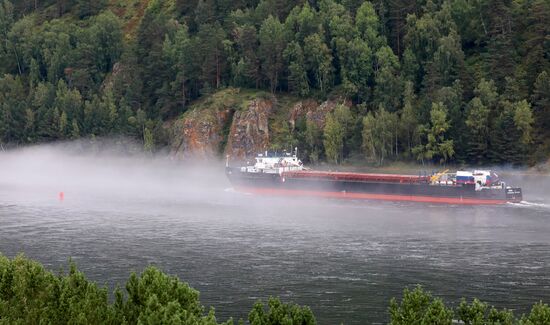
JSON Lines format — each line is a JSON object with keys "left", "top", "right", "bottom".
{"left": 505, "top": 187, "right": 523, "bottom": 203}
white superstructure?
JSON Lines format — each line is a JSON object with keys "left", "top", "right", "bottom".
{"left": 240, "top": 149, "right": 305, "bottom": 174}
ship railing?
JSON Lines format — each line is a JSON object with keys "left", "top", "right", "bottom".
{"left": 429, "top": 180, "right": 458, "bottom": 187}
{"left": 277, "top": 166, "right": 304, "bottom": 174}
{"left": 281, "top": 170, "right": 431, "bottom": 183}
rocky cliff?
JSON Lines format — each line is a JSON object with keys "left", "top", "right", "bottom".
{"left": 289, "top": 99, "right": 337, "bottom": 130}
{"left": 169, "top": 88, "right": 340, "bottom": 160}
{"left": 169, "top": 106, "right": 232, "bottom": 159}
{"left": 225, "top": 98, "right": 275, "bottom": 159}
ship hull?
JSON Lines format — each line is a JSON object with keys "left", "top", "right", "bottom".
{"left": 226, "top": 167, "right": 523, "bottom": 205}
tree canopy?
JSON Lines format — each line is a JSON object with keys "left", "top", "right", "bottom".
{"left": 0, "top": 0, "right": 548, "bottom": 165}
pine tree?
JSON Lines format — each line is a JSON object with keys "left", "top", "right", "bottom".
{"left": 516, "top": 0, "right": 550, "bottom": 90}
{"left": 485, "top": 0, "right": 516, "bottom": 89}
{"left": 413, "top": 102, "right": 454, "bottom": 164}
{"left": 362, "top": 106, "right": 396, "bottom": 165}
{"left": 465, "top": 97, "right": 490, "bottom": 164}
{"left": 259, "top": 15, "right": 286, "bottom": 93}
{"left": 399, "top": 81, "right": 419, "bottom": 157}
{"left": 323, "top": 112, "right": 344, "bottom": 164}
{"left": 425, "top": 29, "right": 465, "bottom": 91}
{"left": 433, "top": 81, "right": 465, "bottom": 160}
{"left": 531, "top": 71, "right": 550, "bottom": 157}
{"left": 163, "top": 24, "right": 191, "bottom": 111}
{"left": 136, "top": 0, "right": 173, "bottom": 117}
{"left": 374, "top": 46, "right": 402, "bottom": 111}
{"left": 490, "top": 102, "right": 522, "bottom": 164}
{"left": 143, "top": 127, "right": 154, "bottom": 153}
{"left": 0, "top": 74, "right": 26, "bottom": 144}
{"left": 71, "top": 118, "right": 80, "bottom": 139}
{"left": 355, "top": 1, "right": 383, "bottom": 50}
{"left": 513, "top": 100, "right": 534, "bottom": 147}
{"left": 234, "top": 24, "right": 261, "bottom": 88}
{"left": 339, "top": 37, "right": 372, "bottom": 102}
{"left": 284, "top": 41, "right": 309, "bottom": 96}
{"left": 196, "top": 23, "right": 227, "bottom": 91}
{"left": 59, "top": 110, "right": 68, "bottom": 138}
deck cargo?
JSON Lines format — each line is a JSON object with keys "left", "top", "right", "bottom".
{"left": 225, "top": 150, "right": 523, "bottom": 205}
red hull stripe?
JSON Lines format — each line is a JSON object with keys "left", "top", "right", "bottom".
{"left": 236, "top": 187, "right": 507, "bottom": 205}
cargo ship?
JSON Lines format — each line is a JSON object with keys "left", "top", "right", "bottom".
{"left": 225, "top": 149, "right": 523, "bottom": 205}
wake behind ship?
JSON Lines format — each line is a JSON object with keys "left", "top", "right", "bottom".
{"left": 226, "top": 150, "right": 523, "bottom": 205}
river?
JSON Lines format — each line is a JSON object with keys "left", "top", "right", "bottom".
{"left": 0, "top": 146, "right": 549, "bottom": 324}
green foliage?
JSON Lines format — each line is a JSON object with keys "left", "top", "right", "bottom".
{"left": 465, "top": 97, "right": 490, "bottom": 164}
{"left": 143, "top": 127, "right": 154, "bottom": 153}
{"left": 362, "top": 106, "right": 398, "bottom": 165}
{"left": 390, "top": 287, "right": 535, "bottom": 325}
{"left": 338, "top": 37, "right": 372, "bottom": 101}
{"left": 413, "top": 102, "right": 454, "bottom": 164}
{"left": 457, "top": 298, "right": 515, "bottom": 325}
{"left": 0, "top": 254, "right": 118, "bottom": 324}
{"left": 323, "top": 111, "right": 343, "bottom": 164}
{"left": 323, "top": 104, "right": 353, "bottom": 164}
{"left": 123, "top": 266, "right": 214, "bottom": 324}
{"left": 399, "top": 81, "right": 420, "bottom": 158}
{"left": 532, "top": 71, "right": 550, "bottom": 157}
{"left": 355, "top": 1, "right": 383, "bottom": 49}
{"left": 513, "top": 100, "right": 534, "bottom": 146}
{"left": 303, "top": 33, "right": 333, "bottom": 93}
{"left": 304, "top": 119, "right": 322, "bottom": 163}
{"left": 519, "top": 302, "right": 550, "bottom": 325}
{"left": 428, "top": 29, "right": 465, "bottom": 89}
{"left": 248, "top": 297, "right": 316, "bottom": 325}
{"left": 373, "top": 46, "right": 402, "bottom": 111}
{"left": 284, "top": 41, "right": 309, "bottom": 97}
{"left": 0, "top": 254, "right": 318, "bottom": 325}
{"left": 163, "top": 23, "right": 192, "bottom": 111}
{"left": 0, "top": 0, "right": 547, "bottom": 164}
{"left": 259, "top": 15, "right": 285, "bottom": 93}
{"left": 487, "top": 99, "right": 534, "bottom": 165}
{"left": 0, "top": 254, "right": 225, "bottom": 324}
{"left": 230, "top": 24, "right": 261, "bottom": 89}
{"left": 389, "top": 286, "right": 453, "bottom": 325}
{"left": 0, "top": 74, "right": 26, "bottom": 144}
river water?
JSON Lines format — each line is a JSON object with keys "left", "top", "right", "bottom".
{"left": 0, "top": 147, "right": 549, "bottom": 324}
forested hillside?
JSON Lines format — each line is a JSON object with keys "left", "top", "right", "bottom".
{"left": 0, "top": 0, "right": 549, "bottom": 165}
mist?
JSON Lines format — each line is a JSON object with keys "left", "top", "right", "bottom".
{"left": 0, "top": 140, "right": 548, "bottom": 211}
{"left": 0, "top": 140, "right": 232, "bottom": 207}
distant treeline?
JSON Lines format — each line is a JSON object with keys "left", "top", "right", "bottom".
{"left": 1, "top": 254, "right": 549, "bottom": 324}
{"left": 0, "top": 0, "right": 549, "bottom": 165}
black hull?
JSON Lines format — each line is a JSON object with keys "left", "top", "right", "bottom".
{"left": 226, "top": 168, "right": 523, "bottom": 205}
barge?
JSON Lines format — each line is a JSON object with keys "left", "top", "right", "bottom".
{"left": 225, "top": 150, "right": 523, "bottom": 205}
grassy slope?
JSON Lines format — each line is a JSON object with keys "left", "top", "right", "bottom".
{"left": 108, "top": 0, "right": 149, "bottom": 37}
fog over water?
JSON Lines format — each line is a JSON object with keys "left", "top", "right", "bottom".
{"left": 1, "top": 143, "right": 550, "bottom": 324}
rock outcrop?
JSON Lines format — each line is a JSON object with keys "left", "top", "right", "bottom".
{"left": 288, "top": 99, "right": 340, "bottom": 130}
{"left": 225, "top": 97, "right": 275, "bottom": 159}
{"left": 170, "top": 107, "right": 231, "bottom": 159}
{"left": 169, "top": 88, "right": 344, "bottom": 160}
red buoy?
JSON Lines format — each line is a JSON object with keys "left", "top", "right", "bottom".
{"left": 59, "top": 192, "right": 64, "bottom": 201}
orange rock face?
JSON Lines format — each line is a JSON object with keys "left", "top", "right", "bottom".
{"left": 169, "top": 88, "right": 345, "bottom": 161}
{"left": 288, "top": 100, "right": 318, "bottom": 131}
{"left": 170, "top": 107, "right": 232, "bottom": 159}
{"left": 288, "top": 99, "right": 343, "bottom": 132}
{"left": 225, "top": 98, "right": 274, "bottom": 159}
